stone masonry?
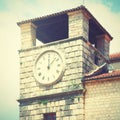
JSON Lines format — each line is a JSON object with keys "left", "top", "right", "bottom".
{"left": 18, "top": 7, "right": 94, "bottom": 119}
{"left": 17, "top": 6, "right": 115, "bottom": 120}
{"left": 85, "top": 77, "right": 120, "bottom": 120}
{"left": 19, "top": 36, "right": 96, "bottom": 120}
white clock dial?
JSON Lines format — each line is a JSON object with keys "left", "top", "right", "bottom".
{"left": 33, "top": 49, "right": 65, "bottom": 85}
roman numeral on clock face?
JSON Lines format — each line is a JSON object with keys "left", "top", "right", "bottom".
{"left": 57, "top": 64, "right": 60, "bottom": 67}
{"left": 38, "top": 72, "right": 41, "bottom": 76}
{"left": 56, "top": 70, "right": 59, "bottom": 73}
{"left": 42, "top": 76, "right": 45, "bottom": 80}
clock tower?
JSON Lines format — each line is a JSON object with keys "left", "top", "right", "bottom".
{"left": 17, "top": 6, "right": 112, "bottom": 120}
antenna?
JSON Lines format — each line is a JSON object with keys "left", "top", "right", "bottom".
{"left": 82, "top": 0, "right": 85, "bottom": 5}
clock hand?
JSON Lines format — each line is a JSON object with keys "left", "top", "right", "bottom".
{"left": 49, "top": 57, "right": 56, "bottom": 66}
{"left": 47, "top": 64, "right": 50, "bottom": 69}
{"left": 47, "top": 57, "right": 56, "bottom": 69}
{"left": 47, "top": 54, "right": 50, "bottom": 69}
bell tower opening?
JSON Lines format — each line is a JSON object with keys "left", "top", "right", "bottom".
{"left": 33, "top": 14, "right": 68, "bottom": 43}
{"left": 88, "top": 17, "right": 112, "bottom": 66}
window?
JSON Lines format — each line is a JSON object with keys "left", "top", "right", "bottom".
{"left": 44, "top": 113, "right": 56, "bottom": 120}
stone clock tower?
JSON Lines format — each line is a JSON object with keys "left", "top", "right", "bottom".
{"left": 17, "top": 6, "right": 112, "bottom": 120}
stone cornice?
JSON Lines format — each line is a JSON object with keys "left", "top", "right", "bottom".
{"left": 17, "top": 88, "right": 84, "bottom": 104}
{"left": 18, "top": 36, "right": 85, "bottom": 52}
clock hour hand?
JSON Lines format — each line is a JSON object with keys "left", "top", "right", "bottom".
{"left": 47, "top": 64, "right": 50, "bottom": 69}
{"left": 47, "top": 54, "right": 50, "bottom": 69}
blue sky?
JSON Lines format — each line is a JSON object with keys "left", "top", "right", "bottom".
{"left": 89, "top": 0, "right": 120, "bottom": 12}
{"left": 100, "top": 0, "right": 120, "bottom": 12}
{"left": 0, "top": 0, "right": 120, "bottom": 120}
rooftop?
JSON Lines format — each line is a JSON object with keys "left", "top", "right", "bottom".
{"left": 17, "top": 5, "right": 113, "bottom": 43}
{"left": 110, "top": 52, "right": 120, "bottom": 62}
{"left": 85, "top": 70, "right": 120, "bottom": 81}
{"left": 85, "top": 52, "right": 120, "bottom": 81}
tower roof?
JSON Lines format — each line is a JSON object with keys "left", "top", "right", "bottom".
{"left": 17, "top": 5, "right": 113, "bottom": 40}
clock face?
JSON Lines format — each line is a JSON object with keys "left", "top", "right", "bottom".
{"left": 33, "top": 49, "right": 65, "bottom": 85}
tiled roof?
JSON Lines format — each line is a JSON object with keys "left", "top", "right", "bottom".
{"left": 110, "top": 52, "right": 120, "bottom": 62}
{"left": 17, "top": 5, "right": 112, "bottom": 40}
{"left": 85, "top": 70, "right": 120, "bottom": 81}
{"left": 17, "top": 5, "right": 86, "bottom": 25}
{"left": 85, "top": 63, "right": 107, "bottom": 77}
{"left": 84, "top": 52, "right": 120, "bottom": 81}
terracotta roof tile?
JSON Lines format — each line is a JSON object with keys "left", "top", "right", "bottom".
{"left": 85, "top": 70, "right": 120, "bottom": 81}
{"left": 85, "top": 63, "right": 107, "bottom": 77}
{"left": 17, "top": 5, "right": 112, "bottom": 40}
{"left": 110, "top": 52, "right": 120, "bottom": 61}
{"left": 17, "top": 5, "right": 86, "bottom": 25}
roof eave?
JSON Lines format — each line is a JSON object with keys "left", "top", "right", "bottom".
{"left": 17, "top": 5, "right": 113, "bottom": 40}
{"left": 17, "top": 5, "right": 86, "bottom": 26}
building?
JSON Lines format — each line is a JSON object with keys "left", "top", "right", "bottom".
{"left": 83, "top": 52, "right": 120, "bottom": 119}
{"left": 17, "top": 5, "right": 120, "bottom": 120}
{"left": 110, "top": 52, "right": 120, "bottom": 70}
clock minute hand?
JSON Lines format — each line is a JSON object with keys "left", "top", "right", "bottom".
{"left": 49, "top": 57, "right": 56, "bottom": 66}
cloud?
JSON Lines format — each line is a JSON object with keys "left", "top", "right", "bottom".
{"left": 0, "top": 11, "right": 20, "bottom": 120}
{"left": 1, "top": 0, "right": 84, "bottom": 21}
{"left": 0, "top": 0, "right": 8, "bottom": 11}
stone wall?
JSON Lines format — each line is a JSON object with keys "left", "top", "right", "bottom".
{"left": 19, "top": 38, "right": 83, "bottom": 99}
{"left": 96, "top": 35, "right": 110, "bottom": 66}
{"left": 85, "top": 78, "right": 120, "bottom": 120}
{"left": 19, "top": 38, "right": 87, "bottom": 120}
{"left": 19, "top": 37, "right": 96, "bottom": 99}
{"left": 68, "top": 10, "right": 89, "bottom": 41}
{"left": 20, "top": 94, "right": 84, "bottom": 120}
{"left": 19, "top": 22, "right": 37, "bottom": 49}
{"left": 19, "top": 36, "right": 97, "bottom": 119}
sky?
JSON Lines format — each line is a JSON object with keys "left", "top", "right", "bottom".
{"left": 0, "top": 0, "right": 120, "bottom": 120}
